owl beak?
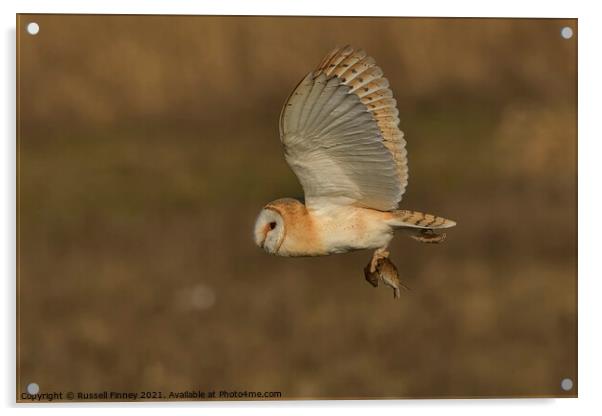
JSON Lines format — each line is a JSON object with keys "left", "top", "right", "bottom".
{"left": 259, "top": 227, "right": 270, "bottom": 249}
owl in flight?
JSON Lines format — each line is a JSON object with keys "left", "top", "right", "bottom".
{"left": 254, "top": 45, "right": 456, "bottom": 298}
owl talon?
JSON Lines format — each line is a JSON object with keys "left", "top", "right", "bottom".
{"left": 370, "top": 248, "right": 390, "bottom": 273}
{"left": 364, "top": 262, "right": 380, "bottom": 287}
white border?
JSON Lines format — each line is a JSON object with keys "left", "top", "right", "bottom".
{"left": 2, "top": 1, "right": 601, "bottom": 415}
{"left": 4, "top": 0, "right": 584, "bottom": 18}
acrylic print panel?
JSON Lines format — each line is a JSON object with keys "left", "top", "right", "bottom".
{"left": 16, "top": 14, "right": 577, "bottom": 402}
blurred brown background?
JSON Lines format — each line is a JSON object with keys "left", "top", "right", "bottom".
{"left": 17, "top": 15, "right": 577, "bottom": 400}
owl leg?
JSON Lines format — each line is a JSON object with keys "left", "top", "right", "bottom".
{"left": 363, "top": 247, "right": 390, "bottom": 287}
{"left": 410, "top": 229, "right": 447, "bottom": 243}
{"left": 364, "top": 247, "right": 389, "bottom": 287}
{"left": 370, "top": 247, "right": 390, "bottom": 273}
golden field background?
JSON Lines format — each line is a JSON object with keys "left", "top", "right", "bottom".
{"left": 17, "top": 15, "right": 577, "bottom": 399}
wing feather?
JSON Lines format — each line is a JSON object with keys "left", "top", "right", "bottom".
{"left": 280, "top": 46, "right": 408, "bottom": 211}
{"left": 304, "top": 77, "right": 341, "bottom": 130}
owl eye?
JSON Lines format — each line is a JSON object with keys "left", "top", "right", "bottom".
{"left": 269, "top": 222, "right": 277, "bottom": 230}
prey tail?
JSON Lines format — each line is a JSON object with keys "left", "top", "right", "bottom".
{"left": 387, "top": 210, "right": 457, "bottom": 244}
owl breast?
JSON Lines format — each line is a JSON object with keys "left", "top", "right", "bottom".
{"left": 303, "top": 205, "right": 394, "bottom": 255}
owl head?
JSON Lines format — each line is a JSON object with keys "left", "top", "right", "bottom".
{"left": 254, "top": 198, "right": 311, "bottom": 256}
{"left": 254, "top": 206, "right": 286, "bottom": 254}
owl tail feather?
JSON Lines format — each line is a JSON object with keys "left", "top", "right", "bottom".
{"left": 388, "top": 210, "right": 456, "bottom": 244}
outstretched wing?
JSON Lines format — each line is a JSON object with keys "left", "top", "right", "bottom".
{"left": 279, "top": 46, "right": 408, "bottom": 211}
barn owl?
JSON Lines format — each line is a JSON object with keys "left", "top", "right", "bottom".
{"left": 254, "top": 45, "right": 456, "bottom": 298}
